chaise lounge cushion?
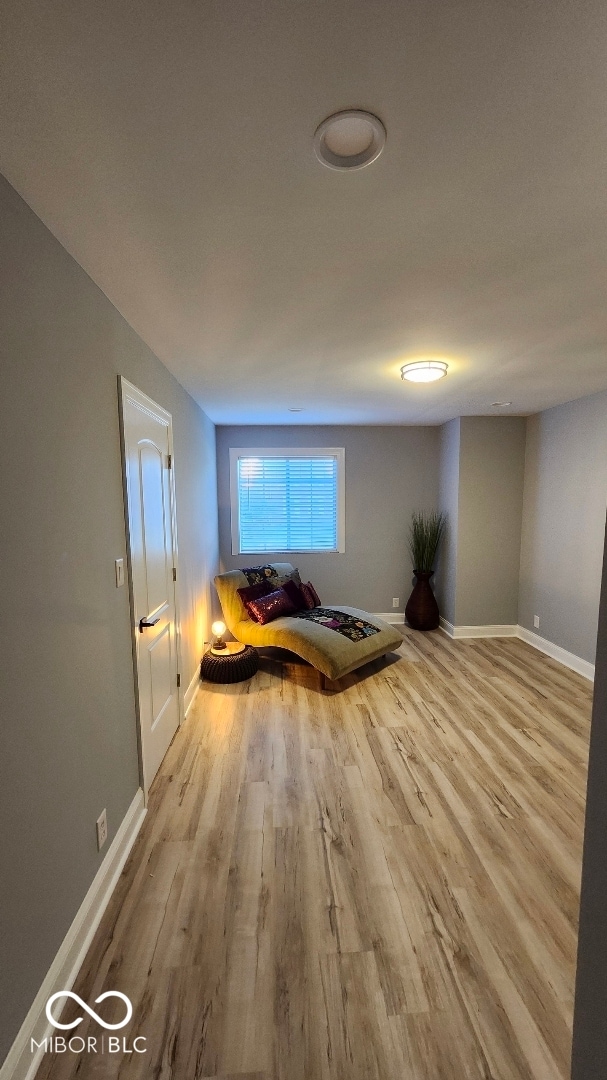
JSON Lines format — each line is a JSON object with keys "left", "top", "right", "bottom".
{"left": 214, "top": 564, "right": 404, "bottom": 681}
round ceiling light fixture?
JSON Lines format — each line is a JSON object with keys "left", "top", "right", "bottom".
{"left": 490, "top": 401, "right": 512, "bottom": 407}
{"left": 400, "top": 360, "right": 449, "bottom": 383}
{"left": 314, "top": 110, "right": 386, "bottom": 171}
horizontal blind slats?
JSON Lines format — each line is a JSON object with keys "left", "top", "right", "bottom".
{"left": 238, "top": 455, "right": 338, "bottom": 553}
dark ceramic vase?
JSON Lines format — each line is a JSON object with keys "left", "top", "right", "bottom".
{"left": 405, "top": 570, "right": 439, "bottom": 631}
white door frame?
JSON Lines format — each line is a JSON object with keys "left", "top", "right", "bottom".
{"left": 118, "top": 376, "right": 183, "bottom": 797}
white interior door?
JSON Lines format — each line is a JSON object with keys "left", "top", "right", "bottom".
{"left": 120, "top": 378, "right": 180, "bottom": 794}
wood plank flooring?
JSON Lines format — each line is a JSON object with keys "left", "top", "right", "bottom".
{"left": 36, "top": 631, "right": 592, "bottom": 1080}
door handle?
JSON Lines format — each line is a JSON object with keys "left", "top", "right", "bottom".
{"left": 139, "top": 615, "right": 161, "bottom": 633}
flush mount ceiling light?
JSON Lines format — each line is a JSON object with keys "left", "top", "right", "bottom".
{"left": 400, "top": 360, "right": 449, "bottom": 383}
{"left": 314, "top": 110, "right": 386, "bottom": 171}
{"left": 490, "top": 401, "right": 513, "bottom": 407}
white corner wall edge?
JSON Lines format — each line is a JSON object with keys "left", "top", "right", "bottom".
{"left": 0, "top": 788, "right": 147, "bottom": 1080}
{"left": 439, "top": 618, "right": 594, "bottom": 682}
{"left": 183, "top": 666, "right": 200, "bottom": 720}
{"left": 517, "top": 625, "right": 595, "bottom": 682}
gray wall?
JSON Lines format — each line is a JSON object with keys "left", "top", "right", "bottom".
{"left": 519, "top": 391, "right": 607, "bottom": 664}
{"left": 572, "top": 520, "right": 607, "bottom": 1078}
{"left": 216, "top": 425, "right": 440, "bottom": 614}
{"left": 456, "top": 416, "right": 526, "bottom": 626}
{"left": 436, "top": 416, "right": 526, "bottom": 628}
{"left": 0, "top": 174, "right": 218, "bottom": 1065}
{"left": 436, "top": 418, "right": 461, "bottom": 625}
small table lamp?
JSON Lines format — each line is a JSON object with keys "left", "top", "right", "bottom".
{"left": 211, "top": 621, "right": 227, "bottom": 650}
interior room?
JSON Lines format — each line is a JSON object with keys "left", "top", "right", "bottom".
{"left": 1, "top": 3, "right": 607, "bottom": 1079}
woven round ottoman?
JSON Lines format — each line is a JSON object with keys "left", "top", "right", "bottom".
{"left": 201, "top": 643, "right": 259, "bottom": 684}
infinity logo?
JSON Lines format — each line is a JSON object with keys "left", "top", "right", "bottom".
{"left": 45, "top": 992, "right": 133, "bottom": 1031}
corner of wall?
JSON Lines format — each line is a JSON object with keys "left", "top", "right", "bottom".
{"left": 436, "top": 418, "right": 461, "bottom": 626}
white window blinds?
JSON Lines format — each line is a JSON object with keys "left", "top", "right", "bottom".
{"left": 230, "top": 449, "right": 344, "bottom": 554}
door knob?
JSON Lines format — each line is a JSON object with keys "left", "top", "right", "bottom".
{"left": 139, "top": 615, "right": 161, "bottom": 633}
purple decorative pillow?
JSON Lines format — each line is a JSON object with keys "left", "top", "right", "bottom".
{"left": 237, "top": 581, "right": 272, "bottom": 619}
{"left": 301, "top": 582, "right": 321, "bottom": 609}
{"left": 300, "top": 583, "right": 316, "bottom": 610}
{"left": 247, "top": 587, "right": 297, "bottom": 625}
{"left": 307, "top": 582, "right": 321, "bottom": 607}
{"left": 280, "top": 577, "right": 306, "bottom": 611}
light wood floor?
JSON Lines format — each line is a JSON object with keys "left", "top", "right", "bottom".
{"left": 37, "top": 631, "right": 592, "bottom": 1080}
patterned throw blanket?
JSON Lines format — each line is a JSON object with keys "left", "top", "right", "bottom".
{"left": 295, "top": 607, "right": 380, "bottom": 643}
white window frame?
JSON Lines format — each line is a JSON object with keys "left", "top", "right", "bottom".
{"left": 229, "top": 447, "right": 345, "bottom": 555}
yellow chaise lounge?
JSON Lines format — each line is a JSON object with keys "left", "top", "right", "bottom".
{"left": 214, "top": 563, "right": 404, "bottom": 683}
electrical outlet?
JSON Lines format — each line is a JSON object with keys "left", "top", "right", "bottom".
{"left": 96, "top": 809, "right": 108, "bottom": 851}
{"left": 392, "top": 597, "right": 399, "bottom": 608}
{"left": 115, "top": 558, "right": 124, "bottom": 587}
{"left": 533, "top": 615, "right": 540, "bottom": 629}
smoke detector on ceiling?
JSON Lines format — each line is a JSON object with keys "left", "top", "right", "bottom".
{"left": 314, "top": 110, "right": 386, "bottom": 171}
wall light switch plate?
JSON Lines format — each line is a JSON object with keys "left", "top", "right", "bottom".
{"left": 115, "top": 558, "right": 125, "bottom": 587}
{"left": 96, "top": 809, "right": 108, "bottom": 851}
{"left": 534, "top": 615, "right": 540, "bottom": 628}
{"left": 392, "top": 597, "right": 399, "bottom": 608}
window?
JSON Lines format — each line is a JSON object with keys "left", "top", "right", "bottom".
{"left": 229, "top": 447, "right": 345, "bottom": 555}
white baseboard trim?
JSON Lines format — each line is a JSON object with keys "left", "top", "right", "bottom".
{"left": 440, "top": 618, "right": 518, "bottom": 639}
{"left": 438, "top": 618, "right": 594, "bottom": 682}
{"left": 517, "top": 625, "right": 595, "bottom": 682}
{"left": 183, "top": 666, "right": 201, "bottom": 719}
{"left": 374, "top": 612, "right": 404, "bottom": 626}
{"left": 1, "top": 788, "right": 147, "bottom": 1080}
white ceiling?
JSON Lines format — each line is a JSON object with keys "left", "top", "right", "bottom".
{"left": 1, "top": 0, "right": 607, "bottom": 424}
